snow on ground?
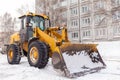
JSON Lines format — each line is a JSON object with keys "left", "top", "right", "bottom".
{"left": 0, "top": 41, "right": 120, "bottom": 80}
{"left": 97, "top": 41, "right": 120, "bottom": 61}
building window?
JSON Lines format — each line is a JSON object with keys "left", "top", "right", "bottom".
{"left": 95, "top": 28, "right": 106, "bottom": 37}
{"left": 71, "top": 19, "right": 78, "bottom": 27}
{"left": 72, "top": 32, "right": 78, "bottom": 39}
{"left": 81, "top": 17, "right": 91, "bottom": 27}
{"left": 70, "top": 0, "right": 77, "bottom": 4}
{"left": 112, "top": 11, "right": 120, "bottom": 21}
{"left": 113, "top": 25, "right": 120, "bottom": 35}
{"left": 82, "top": 30, "right": 91, "bottom": 38}
{"left": 94, "top": 1, "right": 105, "bottom": 10}
{"left": 81, "top": 5, "right": 90, "bottom": 13}
{"left": 71, "top": 7, "right": 78, "bottom": 16}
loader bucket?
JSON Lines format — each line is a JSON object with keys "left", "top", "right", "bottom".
{"left": 52, "top": 43, "right": 106, "bottom": 78}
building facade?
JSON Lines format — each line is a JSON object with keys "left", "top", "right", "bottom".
{"left": 35, "top": 0, "right": 120, "bottom": 42}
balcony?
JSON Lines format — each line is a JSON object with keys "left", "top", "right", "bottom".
{"left": 94, "top": 14, "right": 108, "bottom": 27}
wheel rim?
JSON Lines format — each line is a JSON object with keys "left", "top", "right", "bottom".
{"left": 30, "top": 47, "right": 39, "bottom": 63}
{"left": 8, "top": 49, "right": 13, "bottom": 61}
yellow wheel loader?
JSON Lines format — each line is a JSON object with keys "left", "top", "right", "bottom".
{"left": 6, "top": 12, "right": 106, "bottom": 78}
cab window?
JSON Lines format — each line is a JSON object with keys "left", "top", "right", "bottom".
{"left": 32, "top": 16, "right": 45, "bottom": 31}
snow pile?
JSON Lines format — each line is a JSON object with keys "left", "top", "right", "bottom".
{"left": 97, "top": 41, "right": 120, "bottom": 60}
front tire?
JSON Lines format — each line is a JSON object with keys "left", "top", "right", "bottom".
{"left": 28, "top": 41, "right": 49, "bottom": 68}
{"left": 7, "top": 44, "right": 21, "bottom": 64}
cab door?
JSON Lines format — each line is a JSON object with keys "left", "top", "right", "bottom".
{"left": 19, "top": 16, "right": 33, "bottom": 42}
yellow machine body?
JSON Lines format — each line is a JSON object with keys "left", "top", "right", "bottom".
{"left": 8, "top": 12, "right": 106, "bottom": 78}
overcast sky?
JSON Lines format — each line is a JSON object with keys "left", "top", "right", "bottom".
{"left": 0, "top": 0, "right": 35, "bottom": 18}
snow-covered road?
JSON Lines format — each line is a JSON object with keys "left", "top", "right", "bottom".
{"left": 0, "top": 41, "right": 120, "bottom": 80}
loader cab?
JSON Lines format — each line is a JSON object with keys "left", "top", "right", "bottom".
{"left": 19, "top": 13, "right": 50, "bottom": 42}
{"left": 20, "top": 14, "right": 49, "bottom": 31}
{"left": 20, "top": 16, "right": 44, "bottom": 28}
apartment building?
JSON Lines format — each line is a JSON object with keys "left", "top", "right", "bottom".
{"left": 111, "top": 0, "right": 120, "bottom": 40}
{"left": 36, "top": 0, "right": 120, "bottom": 42}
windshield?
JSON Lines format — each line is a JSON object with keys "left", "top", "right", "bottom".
{"left": 31, "top": 16, "right": 45, "bottom": 31}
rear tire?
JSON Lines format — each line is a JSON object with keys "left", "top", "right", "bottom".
{"left": 7, "top": 44, "right": 21, "bottom": 64}
{"left": 28, "top": 41, "right": 49, "bottom": 68}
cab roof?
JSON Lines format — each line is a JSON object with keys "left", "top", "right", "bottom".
{"left": 19, "top": 12, "right": 49, "bottom": 19}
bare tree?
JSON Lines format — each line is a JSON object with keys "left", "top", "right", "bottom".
{"left": 35, "top": 0, "right": 67, "bottom": 26}
{"left": 17, "top": 4, "right": 35, "bottom": 15}
{"left": 1, "top": 12, "right": 15, "bottom": 45}
{"left": 17, "top": 5, "right": 29, "bottom": 15}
